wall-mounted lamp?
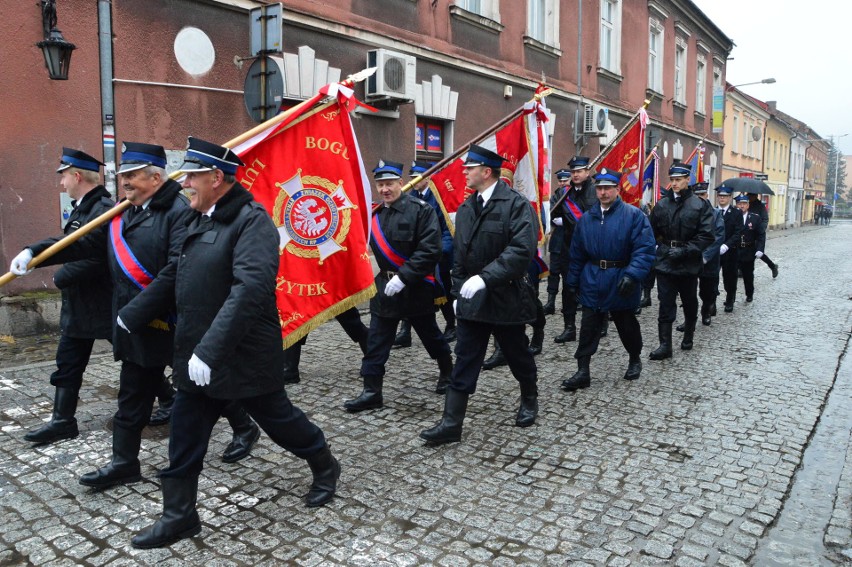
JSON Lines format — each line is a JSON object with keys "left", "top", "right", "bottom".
{"left": 37, "top": 0, "right": 76, "bottom": 80}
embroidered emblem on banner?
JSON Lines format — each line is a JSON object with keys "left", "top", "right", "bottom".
{"left": 273, "top": 170, "right": 356, "bottom": 263}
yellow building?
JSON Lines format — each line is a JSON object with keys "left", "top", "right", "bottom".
{"left": 763, "top": 116, "right": 794, "bottom": 227}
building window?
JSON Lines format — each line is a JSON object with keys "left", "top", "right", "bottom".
{"left": 526, "top": 0, "right": 560, "bottom": 47}
{"left": 416, "top": 118, "right": 447, "bottom": 162}
{"left": 695, "top": 56, "right": 706, "bottom": 113}
{"left": 455, "top": 0, "right": 499, "bottom": 21}
{"left": 674, "top": 37, "right": 687, "bottom": 105}
{"left": 744, "top": 121, "right": 753, "bottom": 158}
{"left": 599, "top": 0, "right": 621, "bottom": 74}
{"left": 732, "top": 116, "right": 739, "bottom": 153}
{"left": 457, "top": 0, "right": 482, "bottom": 14}
{"left": 648, "top": 19, "right": 664, "bottom": 93}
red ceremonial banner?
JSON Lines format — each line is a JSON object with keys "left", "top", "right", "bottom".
{"left": 598, "top": 109, "right": 647, "bottom": 207}
{"left": 235, "top": 87, "right": 376, "bottom": 348}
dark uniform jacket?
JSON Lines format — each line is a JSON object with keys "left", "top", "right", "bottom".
{"left": 748, "top": 198, "right": 770, "bottom": 232}
{"left": 415, "top": 187, "right": 453, "bottom": 271}
{"left": 30, "top": 186, "right": 114, "bottom": 339}
{"left": 119, "top": 184, "right": 285, "bottom": 399}
{"left": 40, "top": 179, "right": 189, "bottom": 367}
{"left": 453, "top": 180, "right": 537, "bottom": 325}
{"left": 701, "top": 207, "right": 726, "bottom": 276}
{"left": 649, "top": 188, "right": 715, "bottom": 276}
{"left": 567, "top": 198, "right": 656, "bottom": 312}
{"left": 547, "top": 186, "right": 566, "bottom": 254}
{"left": 371, "top": 192, "right": 442, "bottom": 319}
{"left": 557, "top": 177, "right": 597, "bottom": 252}
{"left": 737, "top": 210, "right": 765, "bottom": 261}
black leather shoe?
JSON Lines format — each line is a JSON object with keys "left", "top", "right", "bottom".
{"left": 639, "top": 293, "right": 652, "bottom": 308}
{"left": 344, "top": 375, "right": 383, "bottom": 412}
{"left": 527, "top": 326, "right": 544, "bottom": 356}
{"left": 676, "top": 323, "right": 685, "bottom": 332}
{"left": 222, "top": 423, "right": 260, "bottom": 463}
{"left": 80, "top": 426, "right": 142, "bottom": 488}
{"left": 442, "top": 326, "right": 457, "bottom": 343}
{"left": 724, "top": 303, "right": 734, "bottom": 313}
{"left": 393, "top": 322, "right": 411, "bottom": 349}
{"left": 420, "top": 389, "right": 469, "bottom": 446}
{"left": 554, "top": 326, "right": 576, "bottom": 343}
{"left": 709, "top": 303, "right": 717, "bottom": 316}
{"left": 79, "top": 464, "right": 142, "bottom": 488}
{"left": 482, "top": 346, "right": 507, "bottom": 370}
{"left": 649, "top": 323, "right": 673, "bottom": 361}
{"left": 623, "top": 357, "right": 642, "bottom": 381}
{"left": 131, "top": 477, "right": 201, "bottom": 549}
{"left": 304, "top": 445, "right": 340, "bottom": 507}
{"left": 746, "top": 296, "right": 753, "bottom": 303}
{"left": 561, "top": 368, "right": 590, "bottom": 391}
{"left": 515, "top": 383, "right": 538, "bottom": 427}
{"left": 771, "top": 265, "right": 779, "bottom": 278}
{"left": 25, "top": 387, "right": 79, "bottom": 443}
{"left": 542, "top": 293, "right": 557, "bottom": 315}
{"left": 702, "top": 314, "right": 712, "bottom": 326}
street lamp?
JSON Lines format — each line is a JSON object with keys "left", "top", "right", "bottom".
{"left": 732, "top": 78, "right": 776, "bottom": 88}
{"left": 37, "top": 0, "right": 76, "bottom": 80}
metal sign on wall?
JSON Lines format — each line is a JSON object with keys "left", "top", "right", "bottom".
{"left": 250, "top": 3, "right": 283, "bottom": 56}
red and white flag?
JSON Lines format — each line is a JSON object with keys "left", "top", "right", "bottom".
{"left": 234, "top": 83, "right": 376, "bottom": 348}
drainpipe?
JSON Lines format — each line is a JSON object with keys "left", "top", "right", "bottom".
{"left": 98, "top": 0, "right": 116, "bottom": 197}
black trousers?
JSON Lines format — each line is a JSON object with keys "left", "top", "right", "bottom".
{"left": 656, "top": 272, "right": 699, "bottom": 324}
{"left": 758, "top": 253, "right": 777, "bottom": 271}
{"left": 642, "top": 271, "right": 655, "bottom": 292}
{"left": 560, "top": 280, "right": 578, "bottom": 319}
{"left": 739, "top": 257, "right": 756, "bottom": 298}
{"left": 50, "top": 334, "right": 96, "bottom": 390}
{"left": 114, "top": 361, "right": 166, "bottom": 432}
{"left": 451, "top": 320, "right": 536, "bottom": 394}
{"left": 546, "top": 248, "right": 569, "bottom": 295}
{"left": 161, "top": 389, "right": 325, "bottom": 479}
{"left": 360, "top": 313, "right": 450, "bottom": 378}
{"left": 575, "top": 307, "right": 642, "bottom": 359}
{"left": 720, "top": 253, "right": 739, "bottom": 302}
{"left": 698, "top": 274, "right": 720, "bottom": 307}
{"left": 335, "top": 307, "right": 368, "bottom": 343}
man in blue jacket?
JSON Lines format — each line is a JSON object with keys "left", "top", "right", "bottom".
{"left": 562, "top": 169, "right": 655, "bottom": 390}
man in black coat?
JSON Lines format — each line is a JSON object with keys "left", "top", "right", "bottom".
{"left": 648, "top": 162, "right": 715, "bottom": 359}
{"left": 715, "top": 185, "right": 743, "bottom": 312}
{"left": 10, "top": 148, "right": 114, "bottom": 444}
{"left": 119, "top": 137, "right": 340, "bottom": 549}
{"left": 344, "top": 160, "right": 453, "bottom": 411}
{"left": 420, "top": 145, "right": 538, "bottom": 446}
{"left": 747, "top": 194, "right": 779, "bottom": 277}
{"left": 554, "top": 156, "right": 599, "bottom": 343}
{"left": 693, "top": 182, "right": 725, "bottom": 325}
{"left": 543, "top": 168, "right": 571, "bottom": 314}
{"left": 735, "top": 194, "right": 767, "bottom": 302}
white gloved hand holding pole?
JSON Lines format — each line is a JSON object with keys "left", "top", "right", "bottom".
{"left": 10, "top": 249, "right": 34, "bottom": 275}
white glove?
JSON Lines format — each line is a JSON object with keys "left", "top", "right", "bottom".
{"left": 552, "top": 217, "right": 564, "bottom": 226}
{"left": 116, "top": 316, "right": 129, "bottom": 333}
{"left": 188, "top": 354, "right": 211, "bottom": 386}
{"left": 702, "top": 257, "right": 708, "bottom": 265}
{"left": 720, "top": 244, "right": 729, "bottom": 255}
{"left": 459, "top": 275, "right": 486, "bottom": 299}
{"left": 384, "top": 275, "right": 405, "bottom": 297}
{"left": 10, "top": 249, "right": 34, "bottom": 275}
{"left": 453, "top": 300, "right": 458, "bottom": 315}
{"left": 755, "top": 251, "right": 764, "bottom": 258}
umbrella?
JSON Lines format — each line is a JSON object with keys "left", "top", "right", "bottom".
{"left": 717, "top": 177, "right": 775, "bottom": 195}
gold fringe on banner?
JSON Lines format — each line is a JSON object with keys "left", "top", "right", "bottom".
{"left": 280, "top": 283, "right": 377, "bottom": 350}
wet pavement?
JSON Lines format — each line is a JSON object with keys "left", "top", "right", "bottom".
{"left": 0, "top": 223, "right": 849, "bottom": 566}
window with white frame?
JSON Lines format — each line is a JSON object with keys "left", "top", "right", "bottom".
{"left": 745, "top": 121, "right": 753, "bottom": 157}
{"left": 455, "top": 0, "right": 499, "bottom": 21}
{"left": 696, "top": 55, "right": 706, "bottom": 113}
{"left": 648, "top": 19, "right": 664, "bottom": 92}
{"left": 674, "top": 37, "right": 687, "bottom": 104}
{"left": 599, "top": 0, "right": 621, "bottom": 74}
{"left": 732, "top": 115, "right": 739, "bottom": 153}
{"left": 527, "top": 0, "right": 560, "bottom": 47}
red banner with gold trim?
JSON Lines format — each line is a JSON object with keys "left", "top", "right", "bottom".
{"left": 234, "top": 85, "right": 376, "bottom": 348}
{"left": 598, "top": 109, "right": 648, "bottom": 207}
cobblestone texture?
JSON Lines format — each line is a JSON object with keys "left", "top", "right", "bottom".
{"left": 0, "top": 224, "right": 849, "bottom": 565}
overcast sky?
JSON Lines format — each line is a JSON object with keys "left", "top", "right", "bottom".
{"left": 692, "top": 0, "right": 852, "bottom": 155}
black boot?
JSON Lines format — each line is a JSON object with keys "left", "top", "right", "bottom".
{"left": 222, "top": 403, "right": 261, "bottom": 463}
{"left": 442, "top": 324, "right": 457, "bottom": 343}
{"left": 304, "top": 445, "right": 340, "bottom": 507}
{"left": 701, "top": 303, "right": 712, "bottom": 326}
{"left": 79, "top": 425, "right": 142, "bottom": 488}
{"left": 283, "top": 343, "right": 302, "bottom": 384}
{"left": 149, "top": 374, "right": 175, "bottom": 426}
{"left": 24, "top": 387, "right": 79, "bottom": 444}
{"left": 515, "top": 382, "right": 538, "bottom": 427}
{"left": 554, "top": 315, "right": 576, "bottom": 343}
{"left": 561, "top": 356, "right": 591, "bottom": 391}
{"left": 542, "top": 292, "right": 557, "bottom": 315}
{"left": 435, "top": 354, "right": 453, "bottom": 395}
{"left": 724, "top": 294, "right": 735, "bottom": 313}
{"left": 419, "top": 388, "right": 469, "bottom": 446}
{"left": 639, "top": 288, "right": 652, "bottom": 308}
{"left": 676, "top": 322, "right": 685, "bottom": 332}
{"left": 344, "top": 375, "right": 383, "bottom": 412}
{"left": 681, "top": 319, "right": 697, "bottom": 350}
{"left": 709, "top": 302, "right": 717, "bottom": 317}
{"left": 131, "top": 476, "right": 201, "bottom": 549}
{"left": 393, "top": 321, "right": 411, "bottom": 349}
{"left": 649, "top": 322, "right": 673, "bottom": 360}
{"left": 482, "top": 343, "right": 507, "bottom": 370}
{"left": 600, "top": 317, "right": 609, "bottom": 338}
{"left": 623, "top": 354, "right": 642, "bottom": 381}
{"left": 528, "top": 325, "right": 545, "bottom": 355}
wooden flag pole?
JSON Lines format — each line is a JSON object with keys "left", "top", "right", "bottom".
{"left": 0, "top": 68, "right": 378, "bottom": 289}
{"left": 550, "top": 99, "right": 651, "bottom": 216}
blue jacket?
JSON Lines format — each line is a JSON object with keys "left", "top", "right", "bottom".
{"left": 567, "top": 198, "right": 656, "bottom": 312}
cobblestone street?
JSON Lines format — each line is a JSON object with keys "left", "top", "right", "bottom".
{"left": 0, "top": 223, "right": 849, "bottom": 566}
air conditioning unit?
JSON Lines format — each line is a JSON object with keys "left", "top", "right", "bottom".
{"left": 366, "top": 49, "right": 416, "bottom": 102}
{"left": 583, "top": 103, "right": 609, "bottom": 136}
